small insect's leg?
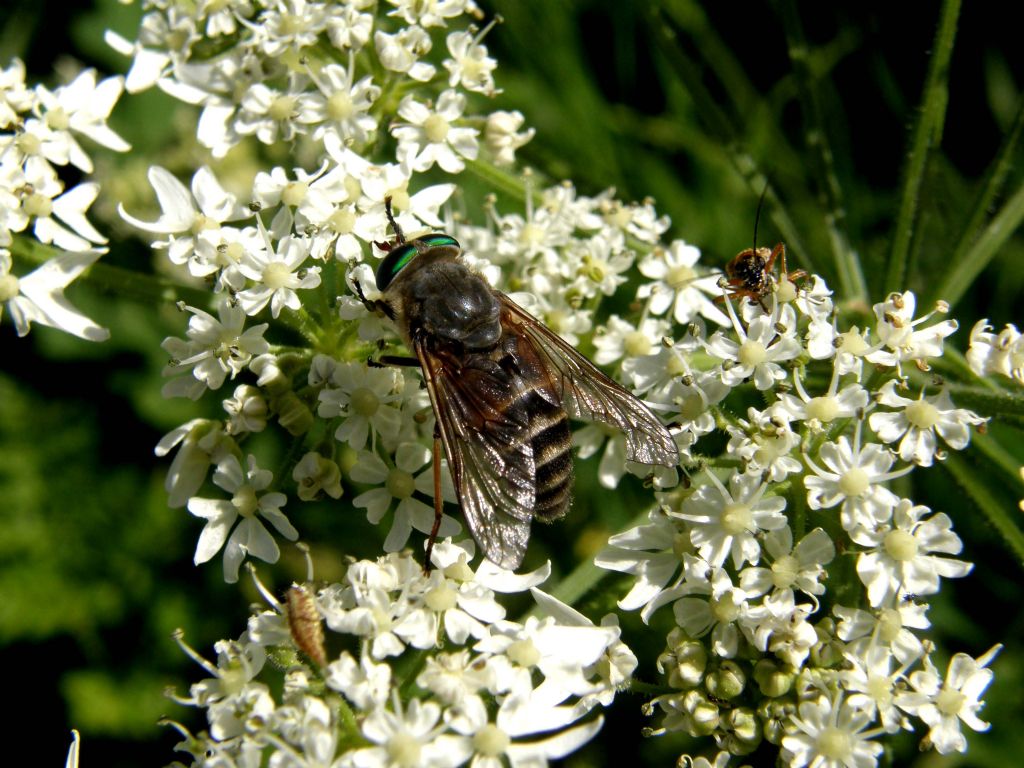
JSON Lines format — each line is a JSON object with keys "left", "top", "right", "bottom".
{"left": 376, "top": 355, "right": 420, "bottom": 367}
{"left": 423, "top": 426, "right": 444, "bottom": 574}
{"left": 765, "top": 242, "right": 786, "bottom": 272}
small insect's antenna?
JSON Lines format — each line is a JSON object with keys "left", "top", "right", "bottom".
{"left": 752, "top": 182, "right": 770, "bottom": 251}
{"left": 384, "top": 196, "right": 405, "bottom": 244}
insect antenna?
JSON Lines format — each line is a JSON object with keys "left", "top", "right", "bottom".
{"left": 384, "top": 196, "right": 405, "bottom": 244}
{"left": 752, "top": 181, "right": 770, "bottom": 252}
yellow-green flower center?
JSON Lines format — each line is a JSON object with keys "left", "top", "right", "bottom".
{"left": 327, "top": 90, "right": 354, "bottom": 120}
{"left": 329, "top": 208, "right": 356, "bottom": 235}
{"left": 884, "top": 529, "right": 919, "bottom": 561}
{"left": 386, "top": 469, "right": 416, "bottom": 500}
{"left": 232, "top": 486, "right": 258, "bottom": 518}
{"left": 720, "top": 502, "right": 752, "bottom": 535}
{"left": 473, "top": 724, "right": 510, "bottom": 757}
{"left": 268, "top": 94, "right": 297, "bottom": 122}
{"left": 387, "top": 732, "right": 422, "bottom": 768}
{"left": 350, "top": 386, "right": 380, "bottom": 417}
{"left": 771, "top": 554, "right": 799, "bottom": 588}
{"left": 23, "top": 192, "right": 52, "bottom": 218}
{"left": 738, "top": 340, "right": 767, "bottom": 367}
{"left": 282, "top": 181, "right": 308, "bottom": 207}
{"left": 425, "top": 583, "right": 458, "bottom": 611}
{"left": 935, "top": 687, "right": 966, "bottom": 717}
{"left": 507, "top": 638, "right": 540, "bottom": 667}
{"left": 262, "top": 261, "right": 292, "bottom": 290}
{"left": 816, "top": 726, "right": 851, "bottom": 761}
{"left": 838, "top": 467, "right": 869, "bottom": 497}
{"left": 806, "top": 395, "right": 840, "bottom": 423}
{"left": 624, "top": 330, "right": 652, "bottom": 357}
{"left": 667, "top": 263, "right": 695, "bottom": 290}
{"left": 711, "top": 592, "right": 741, "bottom": 624}
{"left": 905, "top": 399, "right": 940, "bottom": 429}
{"left": 0, "top": 273, "right": 20, "bottom": 302}
{"left": 423, "top": 113, "right": 450, "bottom": 143}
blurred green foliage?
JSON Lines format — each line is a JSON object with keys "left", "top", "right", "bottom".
{"left": 1, "top": 0, "right": 1023, "bottom": 766}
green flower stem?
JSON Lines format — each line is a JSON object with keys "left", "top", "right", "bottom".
{"left": 279, "top": 306, "right": 325, "bottom": 348}
{"left": 971, "top": 431, "right": 1024, "bottom": 492}
{"left": 884, "top": 0, "right": 961, "bottom": 293}
{"left": 628, "top": 678, "right": 676, "bottom": 697}
{"left": 931, "top": 95, "right": 1024, "bottom": 308}
{"left": 336, "top": 695, "right": 369, "bottom": 747}
{"left": 648, "top": 2, "right": 815, "bottom": 273}
{"left": 934, "top": 180, "right": 1024, "bottom": 309}
{"left": 943, "top": 452, "right": 1024, "bottom": 566}
{"left": 464, "top": 157, "right": 540, "bottom": 206}
{"left": 778, "top": 0, "right": 867, "bottom": 306}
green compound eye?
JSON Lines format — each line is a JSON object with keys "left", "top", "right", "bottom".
{"left": 375, "top": 243, "right": 418, "bottom": 290}
{"left": 416, "top": 234, "right": 460, "bottom": 250}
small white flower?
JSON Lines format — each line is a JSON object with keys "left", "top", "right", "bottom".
{"left": 592, "top": 314, "right": 670, "bottom": 366}
{"left": 236, "top": 231, "right": 322, "bottom": 318}
{"left": 636, "top": 240, "right": 727, "bottom": 326}
{"left": 595, "top": 508, "right": 689, "bottom": 622}
{"left": 119, "top": 165, "right": 246, "bottom": 266}
{"left": 865, "top": 291, "right": 958, "bottom": 371}
{"left": 444, "top": 27, "right": 499, "bottom": 95}
{"left": 803, "top": 428, "right": 912, "bottom": 532}
{"left": 349, "top": 693, "right": 472, "bottom": 768}
{"left": 392, "top": 89, "right": 479, "bottom": 174}
{"left": 187, "top": 454, "right": 297, "bottom": 583}
{"left": 781, "top": 692, "right": 884, "bottom": 768}
{"left": 853, "top": 499, "right": 972, "bottom": 607}
{"left": 484, "top": 110, "right": 535, "bottom": 167}
{"left": 672, "top": 470, "right": 787, "bottom": 570}
{"left": 868, "top": 382, "right": 985, "bottom": 466}
{"left": 325, "top": 651, "right": 392, "bottom": 710}
{"left": 671, "top": 557, "right": 757, "bottom": 658}
{"left": 0, "top": 248, "right": 109, "bottom": 340}
{"left": 350, "top": 443, "right": 459, "bottom": 553}
{"left": 317, "top": 361, "right": 404, "bottom": 451}
{"left": 725, "top": 406, "right": 803, "bottom": 482}
{"left": 966, "top": 318, "right": 1024, "bottom": 383}
{"left": 375, "top": 26, "right": 437, "bottom": 82}
{"left": 895, "top": 645, "right": 1001, "bottom": 754}
{"left": 705, "top": 299, "right": 802, "bottom": 391}
{"left": 160, "top": 300, "right": 269, "bottom": 398}
{"left": 834, "top": 601, "right": 929, "bottom": 666}
{"left": 739, "top": 526, "right": 834, "bottom": 600}
{"left": 223, "top": 384, "right": 267, "bottom": 435}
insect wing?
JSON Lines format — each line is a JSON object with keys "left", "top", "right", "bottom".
{"left": 414, "top": 337, "right": 536, "bottom": 570}
{"left": 498, "top": 295, "right": 679, "bottom": 468}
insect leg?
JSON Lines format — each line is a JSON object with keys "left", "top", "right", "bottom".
{"left": 423, "top": 424, "right": 444, "bottom": 573}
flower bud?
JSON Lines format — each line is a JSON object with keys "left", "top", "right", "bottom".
{"left": 705, "top": 660, "right": 745, "bottom": 700}
{"left": 273, "top": 392, "right": 313, "bottom": 435}
{"left": 753, "top": 659, "right": 794, "bottom": 698}
{"left": 681, "top": 689, "right": 719, "bottom": 737}
{"left": 720, "top": 707, "right": 762, "bottom": 755}
{"left": 757, "top": 698, "right": 796, "bottom": 745}
{"left": 658, "top": 629, "right": 708, "bottom": 690}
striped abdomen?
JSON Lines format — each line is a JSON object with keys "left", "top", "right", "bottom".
{"left": 525, "top": 388, "right": 573, "bottom": 520}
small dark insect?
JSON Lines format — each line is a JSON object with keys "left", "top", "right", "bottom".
{"left": 716, "top": 242, "right": 806, "bottom": 311}
{"left": 354, "top": 199, "right": 679, "bottom": 570}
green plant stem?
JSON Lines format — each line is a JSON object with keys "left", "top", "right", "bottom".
{"left": 885, "top": 0, "right": 961, "bottom": 293}
{"left": 943, "top": 453, "right": 1024, "bottom": 566}
{"left": 778, "top": 0, "right": 867, "bottom": 306}
{"left": 933, "top": 181, "right": 1024, "bottom": 308}
{"left": 931, "top": 94, "right": 1024, "bottom": 308}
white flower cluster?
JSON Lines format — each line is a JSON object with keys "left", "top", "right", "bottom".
{"left": 100, "top": 2, "right": 1013, "bottom": 766}
{"left": 596, "top": 280, "right": 1000, "bottom": 764}
{"left": 168, "top": 541, "right": 633, "bottom": 768}
{"left": 0, "top": 59, "right": 129, "bottom": 339}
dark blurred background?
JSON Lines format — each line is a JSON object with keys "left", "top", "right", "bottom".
{"left": 2, "top": 1, "right": 1022, "bottom": 765}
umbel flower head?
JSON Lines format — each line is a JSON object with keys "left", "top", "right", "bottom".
{"left": 59, "top": 2, "right": 1007, "bottom": 767}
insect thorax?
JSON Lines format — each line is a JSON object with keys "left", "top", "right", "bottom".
{"left": 403, "top": 261, "right": 502, "bottom": 350}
